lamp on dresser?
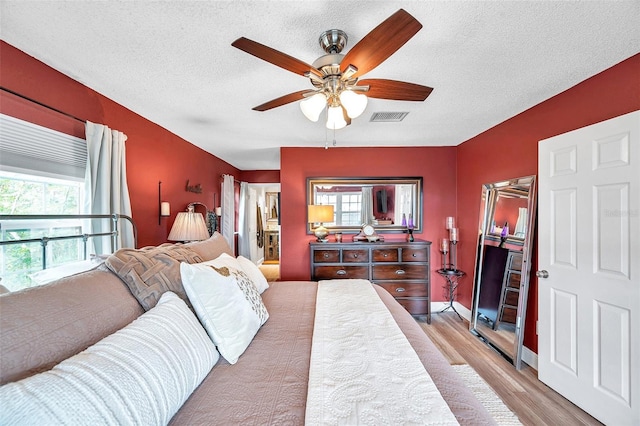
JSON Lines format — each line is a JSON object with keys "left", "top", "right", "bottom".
{"left": 168, "top": 205, "right": 210, "bottom": 242}
{"left": 308, "top": 204, "right": 334, "bottom": 242}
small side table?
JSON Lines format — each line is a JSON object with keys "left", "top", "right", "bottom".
{"left": 436, "top": 268, "right": 466, "bottom": 320}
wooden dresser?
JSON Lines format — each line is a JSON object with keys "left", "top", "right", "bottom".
{"left": 310, "top": 240, "right": 431, "bottom": 322}
{"left": 494, "top": 250, "right": 523, "bottom": 329}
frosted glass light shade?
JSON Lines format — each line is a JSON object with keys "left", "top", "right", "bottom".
{"left": 326, "top": 106, "right": 347, "bottom": 130}
{"left": 168, "top": 206, "right": 210, "bottom": 241}
{"left": 339, "top": 90, "right": 368, "bottom": 118}
{"left": 300, "top": 93, "right": 327, "bottom": 122}
{"left": 160, "top": 201, "right": 171, "bottom": 217}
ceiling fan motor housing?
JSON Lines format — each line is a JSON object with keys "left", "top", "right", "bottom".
{"left": 319, "top": 29, "right": 347, "bottom": 54}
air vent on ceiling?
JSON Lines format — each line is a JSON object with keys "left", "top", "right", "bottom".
{"left": 369, "top": 112, "right": 409, "bottom": 122}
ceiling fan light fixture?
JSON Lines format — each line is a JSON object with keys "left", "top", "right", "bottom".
{"left": 300, "top": 93, "right": 327, "bottom": 122}
{"left": 326, "top": 105, "right": 347, "bottom": 130}
{"left": 339, "top": 90, "right": 368, "bottom": 119}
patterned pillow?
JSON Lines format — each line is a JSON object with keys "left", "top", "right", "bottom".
{"left": 105, "top": 244, "right": 203, "bottom": 310}
{"left": 180, "top": 256, "right": 269, "bottom": 364}
{"left": 0, "top": 292, "right": 219, "bottom": 424}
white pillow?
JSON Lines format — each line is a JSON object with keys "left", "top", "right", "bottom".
{"left": 180, "top": 258, "right": 269, "bottom": 364}
{"left": 237, "top": 255, "right": 270, "bottom": 293}
{"left": 0, "top": 292, "right": 218, "bottom": 425}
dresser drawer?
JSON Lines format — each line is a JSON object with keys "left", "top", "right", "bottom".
{"left": 508, "top": 252, "right": 523, "bottom": 270}
{"left": 504, "top": 288, "right": 520, "bottom": 306}
{"left": 506, "top": 271, "right": 521, "bottom": 289}
{"left": 395, "top": 298, "right": 429, "bottom": 316}
{"left": 372, "top": 264, "right": 428, "bottom": 280}
{"left": 500, "top": 307, "right": 517, "bottom": 324}
{"left": 402, "top": 248, "right": 428, "bottom": 262}
{"left": 376, "top": 282, "right": 428, "bottom": 297}
{"left": 313, "top": 266, "right": 369, "bottom": 280}
{"left": 372, "top": 249, "right": 398, "bottom": 262}
{"left": 342, "top": 249, "right": 369, "bottom": 263}
{"left": 313, "top": 250, "right": 340, "bottom": 263}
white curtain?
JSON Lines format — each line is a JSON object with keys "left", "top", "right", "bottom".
{"left": 361, "top": 186, "right": 374, "bottom": 225}
{"left": 222, "top": 174, "right": 235, "bottom": 254}
{"left": 84, "top": 121, "right": 134, "bottom": 254}
{"left": 238, "top": 181, "right": 251, "bottom": 258}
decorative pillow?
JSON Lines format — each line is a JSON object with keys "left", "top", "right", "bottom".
{"left": 105, "top": 244, "right": 204, "bottom": 310}
{"left": 0, "top": 292, "right": 218, "bottom": 425}
{"left": 185, "top": 231, "right": 233, "bottom": 261}
{"left": 237, "top": 255, "right": 270, "bottom": 294}
{"left": 180, "top": 258, "right": 269, "bottom": 364}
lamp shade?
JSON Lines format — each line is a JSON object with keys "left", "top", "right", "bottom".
{"left": 326, "top": 105, "right": 347, "bottom": 130}
{"left": 339, "top": 90, "right": 368, "bottom": 119}
{"left": 300, "top": 93, "right": 327, "bottom": 122}
{"left": 308, "top": 204, "right": 334, "bottom": 223}
{"left": 168, "top": 205, "right": 210, "bottom": 241}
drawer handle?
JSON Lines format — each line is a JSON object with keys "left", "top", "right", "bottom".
{"left": 336, "top": 270, "right": 347, "bottom": 275}
{"left": 323, "top": 253, "right": 329, "bottom": 258}
{"left": 395, "top": 287, "right": 406, "bottom": 293}
{"left": 395, "top": 269, "right": 406, "bottom": 275}
{"left": 412, "top": 253, "right": 417, "bottom": 257}
{"left": 352, "top": 254, "right": 358, "bottom": 258}
{"left": 384, "top": 253, "right": 388, "bottom": 257}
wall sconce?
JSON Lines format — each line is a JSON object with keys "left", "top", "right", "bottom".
{"left": 159, "top": 181, "right": 170, "bottom": 225}
{"left": 168, "top": 205, "right": 210, "bottom": 242}
{"left": 308, "top": 204, "right": 334, "bottom": 242}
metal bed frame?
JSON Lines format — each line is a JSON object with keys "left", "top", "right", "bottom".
{"left": 0, "top": 214, "right": 137, "bottom": 269}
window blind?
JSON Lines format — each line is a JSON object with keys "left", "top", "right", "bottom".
{"left": 0, "top": 114, "right": 86, "bottom": 179}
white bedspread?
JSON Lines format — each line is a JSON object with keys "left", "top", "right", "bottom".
{"left": 306, "top": 279, "right": 459, "bottom": 425}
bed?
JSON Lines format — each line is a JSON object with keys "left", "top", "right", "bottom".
{"left": 0, "top": 233, "right": 495, "bottom": 425}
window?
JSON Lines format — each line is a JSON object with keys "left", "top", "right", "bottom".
{"left": 0, "top": 171, "right": 85, "bottom": 291}
{"left": 316, "top": 192, "right": 362, "bottom": 226}
{"left": 0, "top": 113, "right": 88, "bottom": 291}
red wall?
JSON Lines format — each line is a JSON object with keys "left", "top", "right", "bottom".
{"left": 280, "top": 146, "right": 459, "bottom": 302}
{"left": 0, "top": 41, "right": 240, "bottom": 247}
{"left": 240, "top": 170, "right": 280, "bottom": 183}
{"left": 456, "top": 53, "right": 640, "bottom": 352}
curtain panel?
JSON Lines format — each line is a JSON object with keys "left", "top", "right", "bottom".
{"left": 84, "top": 121, "right": 134, "bottom": 254}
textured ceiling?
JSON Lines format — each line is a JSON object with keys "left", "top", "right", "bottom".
{"left": 1, "top": 1, "right": 638, "bottom": 170}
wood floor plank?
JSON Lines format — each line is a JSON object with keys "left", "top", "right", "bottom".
{"left": 418, "top": 312, "right": 602, "bottom": 426}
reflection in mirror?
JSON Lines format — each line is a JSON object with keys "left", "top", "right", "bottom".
{"left": 469, "top": 175, "right": 536, "bottom": 369}
{"left": 307, "top": 177, "right": 423, "bottom": 234}
{"left": 266, "top": 192, "right": 279, "bottom": 221}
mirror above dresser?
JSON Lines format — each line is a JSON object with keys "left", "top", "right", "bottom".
{"left": 307, "top": 177, "right": 423, "bottom": 234}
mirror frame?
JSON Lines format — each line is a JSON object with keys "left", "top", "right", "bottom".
{"left": 469, "top": 175, "right": 537, "bottom": 369}
{"left": 266, "top": 192, "right": 279, "bottom": 222}
{"left": 306, "top": 177, "right": 423, "bottom": 234}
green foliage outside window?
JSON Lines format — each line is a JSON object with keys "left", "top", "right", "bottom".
{"left": 1, "top": 173, "right": 83, "bottom": 291}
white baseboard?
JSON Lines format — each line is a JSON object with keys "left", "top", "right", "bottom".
{"left": 430, "top": 302, "right": 538, "bottom": 370}
{"left": 521, "top": 346, "right": 538, "bottom": 370}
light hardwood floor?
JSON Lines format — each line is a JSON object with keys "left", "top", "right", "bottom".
{"left": 418, "top": 313, "right": 602, "bottom": 426}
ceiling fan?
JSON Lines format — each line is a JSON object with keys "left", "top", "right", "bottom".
{"left": 231, "top": 9, "right": 433, "bottom": 130}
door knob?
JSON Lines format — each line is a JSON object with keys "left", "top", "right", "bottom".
{"left": 536, "top": 270, "right": 549, "bottom": 279}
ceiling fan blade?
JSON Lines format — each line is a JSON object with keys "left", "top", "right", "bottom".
{"left": 252, "top": 90, "right": 311, "bottom": 111}
{"left": 340, "top": 9, "right": 422, "bottom": 78}
{"left": 357, "top": 79, "right": 433, "bottom": 101}
{"left": 232, "top": 37, "right": 323, "bottom": 78}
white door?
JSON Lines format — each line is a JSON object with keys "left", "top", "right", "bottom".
{"left": 538, "top": 110, "right": 639, "bottom": 425}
